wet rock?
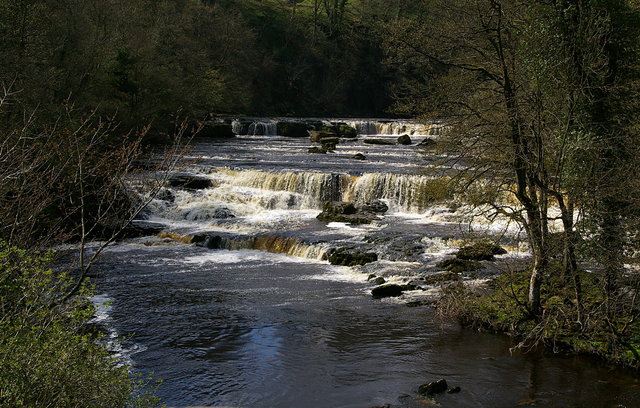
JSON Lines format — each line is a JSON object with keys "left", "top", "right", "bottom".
{"left": 309, "top": 130, "right": 336, "bottom": 142}
{"left": 336, "top": 124, "right": 358, "bottom": 138}
{"left": 397, "top": 134, "right": 412, "bottom": 145}
{"left": 456, "top": 242, "right": 507, "bottom": 261}
{"left": 423, "top": 271, "right": 459, "bottom": 285}
{"left": 277, "top": 121, "right": 310, "bottom": 137}
{"left": 319, "top": 136, "right": 340, "bottom": 145}
{"left": 120, "top": 221, "right": 166, "bottom": 238}
{"left": 191, "top": 234, "right": 225, "bottom": 249}
{"left": 212, "top": 208, "right": 235, "bottom": 219}
{"left": 156, "top": 188, "right": 175, "bottom": 203}
{"left": 401, "top": 283, "right": 418, "bottom": 291}
{"left": 328, "top": 249, "right": 378, "bottom": 267}
{"left": 317, "top": 201, "right": 378, "bottom": 224}
{"left": 308, "top": 146, "right": 328, "bottom": 154}
{"left": 363, "top": 138, "right": 396, "bottom": 145}
{"left": 168, "top": 174, "right": 213, "bottom": 190}
{"left": 371, "top": 284, "right": 404, "bottom": 298}
{"left": 373, "top": 277, "right": 386, "bottom": 285}
{"left": 198, "top": 122, "right": 235, "bottom": 138}
{"left": 323, "top": 201, "right": 357, "bottom": 215}
{"left": 447, "top": 386, "right": 461, "bottom": 394}
{"left": 418, "top": 137, "right": 437, "bottom": 147}
{"left": 352, "top": 153, "right": 366, "bottom": 160}
{"left": 418, "top": 379, "right": 448, "bottom": 396}
{"left": 436, "top": 258, "right": 482, "bottom": 273}
{"left": 367, "top": 274, "right": 378, "bottom": 281}
{"left": 362, "top": 200, "right": 388, "bottom": 214}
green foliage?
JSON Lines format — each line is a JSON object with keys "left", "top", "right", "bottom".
{"left": 0, "top": 241, "right": 161, "bottom": 407}
{"left": 439, "top": 266, "right": 640, "bottom": 368}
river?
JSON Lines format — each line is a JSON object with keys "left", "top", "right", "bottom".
{"left": 92, "top": 119, "right": 640, "bottom": 407}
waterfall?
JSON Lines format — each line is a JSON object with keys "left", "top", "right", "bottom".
{"left": 159, "top": 232, "right": 330, "bottom": 261}
{"left": 231, "top": 119, "right": 278, "bottom": 136}
{"left": 343, "top": 120, "right": 432, "bottom": 136}
{"left": 155, "top": 169, "right": 449, "bottom": 229}
{"left": 344, "top": 173, "right": 443, "bottom": 212}
{"left": 222, "top": 169, "right": 352, "bottom": 209}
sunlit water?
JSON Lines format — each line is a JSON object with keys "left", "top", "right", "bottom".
{"left": 93, "top": 120, "right": 640, "bottom": 407}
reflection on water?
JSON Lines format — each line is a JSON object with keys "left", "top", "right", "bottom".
{"left": 95, "top": 245, "right": 640, "bottom": 408}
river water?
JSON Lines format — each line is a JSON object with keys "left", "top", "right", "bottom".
{"left": 93, "top": 119, "right": 640, "bottom": 408}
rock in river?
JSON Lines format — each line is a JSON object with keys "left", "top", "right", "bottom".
{"left": 371, "top": 284, "right": 404, "bottom": 298}
{"left": 418, "top": 379, "right": 448, "bottom": 396}
{"left": 168, "top": 174, "right": 213, "bottom": 189}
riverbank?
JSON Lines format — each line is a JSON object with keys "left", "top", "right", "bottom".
{"left": 437, "top": 265, "right": 640, "bottom": 370}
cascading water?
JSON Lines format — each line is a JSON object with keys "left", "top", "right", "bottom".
{"left": 232, "top": 118, "right": 278, "bottom": 135}
{"left": 92, "top": 118, "right": 640, "bottom": 408}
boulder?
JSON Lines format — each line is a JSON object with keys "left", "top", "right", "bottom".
{"left": 191, "top": 234, "right": 224, "bottom": 249}
{"left": 423, "top": 271, "right": 459, "bottom": 285}
{"left": 361, "top": 200, "right": 388, "bottom": 214}
{"left": 447, "top": 386, "right": 461, "bottom": 394}
{"left": 168, "top": 174, "right": 213, "bottom": 190}
{"left": 336, "top": 124, "right": 358, "bottom": 138}
{"left": 323, "top": 201, "right": 357, "bottom": 215}
{"left": 397, "top": 134, "right": 412, "bottom": 145}
{"left": 371, "top": 284, "right": 404, "bottom": 298}
{"left": 328, "top": 250, "right": 378, "bottom": 266}
{"left": 308, "top": 146, "right": 328, "bottom": 154}
{"left": 418, "top": 379, "right": 448, "bottom": 396}
{"left": 436, "top": 258, "right": 481, "bottom": 273}
{"left": 373, "top": 277, "right": 386, "bottom": 285}
{"left": 212, "top": 207, "right": 235, "bottom": 219}
{"left": 198, "top": 122, "right": 235, "bottom": 138}
{"left": 456, "top": 242, "right": 507, "bottom": 261}
{"left": 352, "top": 153, "right": 366, "bottom": 160}
{"left": 363, "top": 138, "right": 396, "bottom": 145}
{"left": 277, "top": 121, "right": 310, "bottom": 138}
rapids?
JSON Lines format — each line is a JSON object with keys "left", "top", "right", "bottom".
{"left": 92, "top": 119, "right": 640, "bottom": 407}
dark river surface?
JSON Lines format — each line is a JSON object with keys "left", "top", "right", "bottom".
{"left": 93, "top": 120, "right": 640, "bottom": 407}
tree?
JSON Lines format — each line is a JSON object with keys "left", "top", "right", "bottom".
{"left": 384, "top": 0, "right": 640, "bottom": 317}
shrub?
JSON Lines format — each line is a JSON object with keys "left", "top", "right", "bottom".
{"left": 0, "top": 241, "right": 160, "bottom": 408}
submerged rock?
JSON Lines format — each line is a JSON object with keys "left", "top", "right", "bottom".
{"left": 397, "top": 134, "right": 412, "bottom": 145}
{"left": 371, "top": 284, "right": 404, "bottom": 298}
{"left": 352, "top": 153, "right": 366, "bottom": 160}
{"left": 418, "top": 379, "right": 448, "bottom": 396}
{"left": 447, "top": 386, "right": 461, "bottom": 394}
